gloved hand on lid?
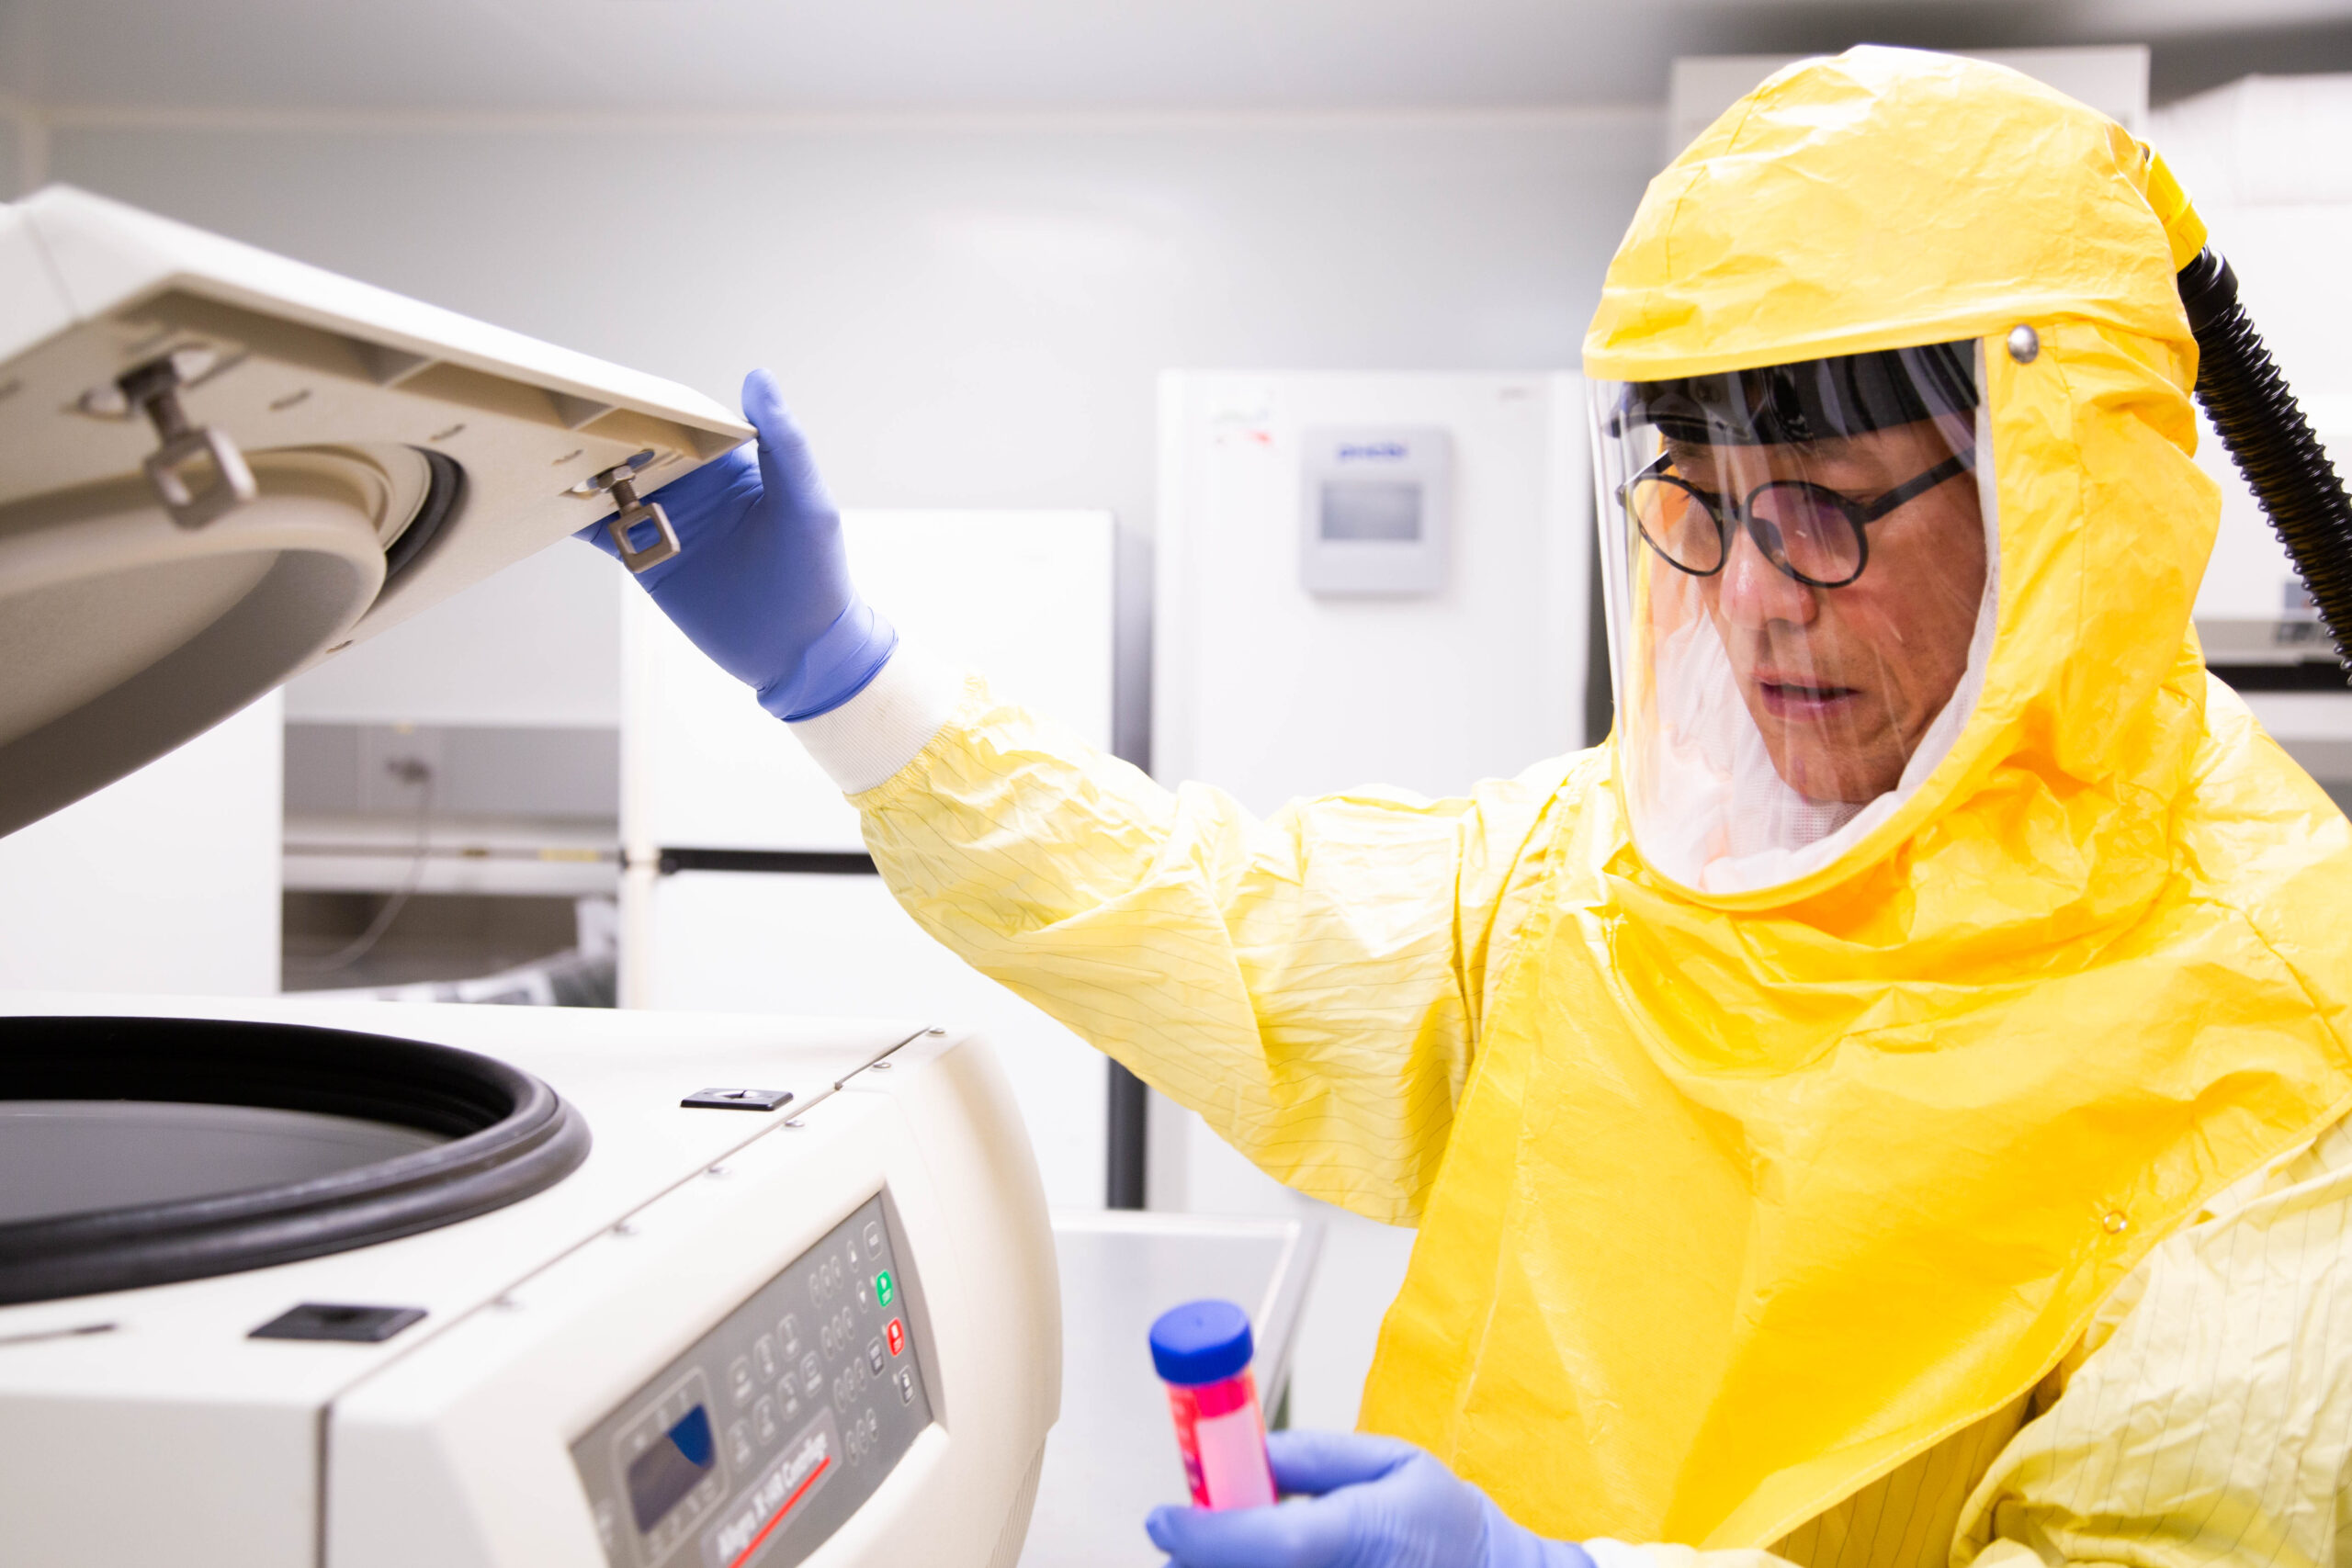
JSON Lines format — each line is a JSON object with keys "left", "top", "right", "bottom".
{"left": 1147, "top": 1431, "right": 1597, "bottom": 1568}
{"left": 575, "top": 367, "right": 896, "bottom": 721}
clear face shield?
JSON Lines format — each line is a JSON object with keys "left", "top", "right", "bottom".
{"left": 1592, "top": 342, "right": 1996, "bottom": 894}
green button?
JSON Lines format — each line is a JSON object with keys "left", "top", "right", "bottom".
{"left": 876, "top": 1269, "right": 895, "bottom": 1306}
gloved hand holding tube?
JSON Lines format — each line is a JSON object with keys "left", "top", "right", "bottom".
{"left": 573, "top": 367, "right": 897, "bottom": 721}
{"left": 1146, "top": 1430, "right": 1597, "bottom": 1568}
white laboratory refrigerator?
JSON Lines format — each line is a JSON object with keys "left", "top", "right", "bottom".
{"left": 1154, "top": 370, "right": 1589, "bottom": 818}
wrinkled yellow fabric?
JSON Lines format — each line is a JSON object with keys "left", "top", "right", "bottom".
{"left": 854, "top": 692, "right": 1571, "bottom": 1224}
{"left": 1951, "top": 1111, "right": 2352, "bottom": 1568}
{"left": 1585, "top": 51, "right": 2195, "bottom": 384}
{"left": 843, "top": 43, "right": 2352, "bottom": 1556}
{"left": 1769, "top": 1394, "right": 2029, "bottom": 1568}
{"left": 1589, "top": 1109, "right": 2352, "bottom": 1567}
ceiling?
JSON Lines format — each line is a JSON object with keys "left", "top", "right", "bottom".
{"left": 4, "top": 0, "right": 2351, "bottom": 115}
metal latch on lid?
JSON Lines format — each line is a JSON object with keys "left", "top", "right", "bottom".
{"left": 590, "top": 456, "right": 679, "bottom": 573}
{"left": 113, "top": 353, "right": 257, "bottom": 529}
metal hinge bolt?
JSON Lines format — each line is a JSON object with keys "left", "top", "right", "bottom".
{"left": 594, "top": 459, "right": 679, "bottom": 574}
{"left": 120, "top": 356, "right": 256, "bottom": 529}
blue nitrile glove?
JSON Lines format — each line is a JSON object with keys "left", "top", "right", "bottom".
{"left": 1146, "top": 1431, "right": 1595, "bottom": 1568}
{"left": 574, "top": 367, "right": 896, "bottom": 720}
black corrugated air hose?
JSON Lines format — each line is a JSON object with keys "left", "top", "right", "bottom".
{"left": 2177, "top": 245, "right": 2352, "bottom": 680}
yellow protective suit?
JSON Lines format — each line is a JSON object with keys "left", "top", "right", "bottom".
{"left": 839, "top": 46, "right": 2352, "bottom": 1558}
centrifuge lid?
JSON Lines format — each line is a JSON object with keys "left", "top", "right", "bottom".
{"left": 0, "top": 185, "right": 752, "bottom": 838}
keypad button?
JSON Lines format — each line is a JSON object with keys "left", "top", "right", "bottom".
{"left": 887, "top": 1318, "right": 904, "bottom": 1357}
{"left": 898, "top": 1368, "right": 915, "bottom": 1405}
{"left": 729, "top": 1357, "right": 756, "bottom": 1406}
{"left": 865, "top": 1221, "right": 884, "bottom": 1254}
{"left": 866, "top": 1337, "right": 885, "bottom": 1374}
{"left": 752, "top": 1334, "right": 778, "bottom": 1382}
{"left": 801, "top": 1352, "right": 823, "bottom": 1395}
{"left": 753, "top": 1396, "right": 777, "bottom": 1444}
{"left": 728, "top": 1419, "right": 753, "bottom": 1469}
{"left": 778, "top": 1314, "right": 801, "bottom": 1357}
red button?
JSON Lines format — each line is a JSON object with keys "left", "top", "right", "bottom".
{"left": 886, "top": 1318, "right": 904, "bottom": 1357}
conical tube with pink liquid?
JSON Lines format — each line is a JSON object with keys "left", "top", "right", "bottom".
{"left": 1149, "top": 1298, "right": 1276, "bottom": 1510}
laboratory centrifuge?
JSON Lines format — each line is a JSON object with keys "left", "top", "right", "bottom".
{"left": 0, "top": 186, "right": 1061, "bottom": 1568}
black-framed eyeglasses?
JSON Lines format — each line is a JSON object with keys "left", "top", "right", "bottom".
{"left": 1618, "top": 446, "right": 1976, "bottom": 589}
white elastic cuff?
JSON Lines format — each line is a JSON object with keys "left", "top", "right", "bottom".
{"left": 786, "top": 642, "right": 966, "bottom": 794}
{"left": 1578, "top": 1542, "right": 1658, "bottom": 1568}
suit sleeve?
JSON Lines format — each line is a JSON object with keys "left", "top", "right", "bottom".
{"left": 838, "top": 669, "right": 1578, "bottom": 1225}
{"left": 1946, "top": 1115, "right": 2352, "bottom": 1566}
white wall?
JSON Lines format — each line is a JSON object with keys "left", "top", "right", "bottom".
{"left": 43, "top": 108, "right": 1659, "bottom": 760}
{"left": 0, "top": 693, "right": 282, "bottom": 996}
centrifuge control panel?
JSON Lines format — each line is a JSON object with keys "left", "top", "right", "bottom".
{"left": 571, "top": 1194, "right": 936, "bottom": 1568}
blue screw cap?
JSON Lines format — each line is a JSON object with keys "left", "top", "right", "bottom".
{"left": 1150, "top": 1298, "right": 1255, "bottom": 1386}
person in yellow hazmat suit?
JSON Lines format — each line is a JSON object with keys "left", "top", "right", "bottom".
{"left": 582, "top": 45, "right": 2352, "bottom": 1568}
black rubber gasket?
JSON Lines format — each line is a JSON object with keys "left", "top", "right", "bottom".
{"left": 381, "top": 447, "right": 466, "bottom": 584}
{"left": 0, "top": 1015, "right": 589, "bottom": 1305}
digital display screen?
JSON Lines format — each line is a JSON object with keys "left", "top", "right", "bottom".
{"left": 1319, "top": 479, "right": 1422, "bottom": 542}
{"left": 627, "top": 1404, "right": 718, "bottom": 1533}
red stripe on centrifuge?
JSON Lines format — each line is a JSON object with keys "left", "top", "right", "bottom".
{"left": 726, "top": 1456, "right": 832, "bottom": 1568}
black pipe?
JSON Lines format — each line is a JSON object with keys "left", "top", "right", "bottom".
{"left": 2178, "top": 246, "right": 2352, "bottom": 682}
{"left": 1105, "top": 1060, "right": 1149, "bottom": 1209}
